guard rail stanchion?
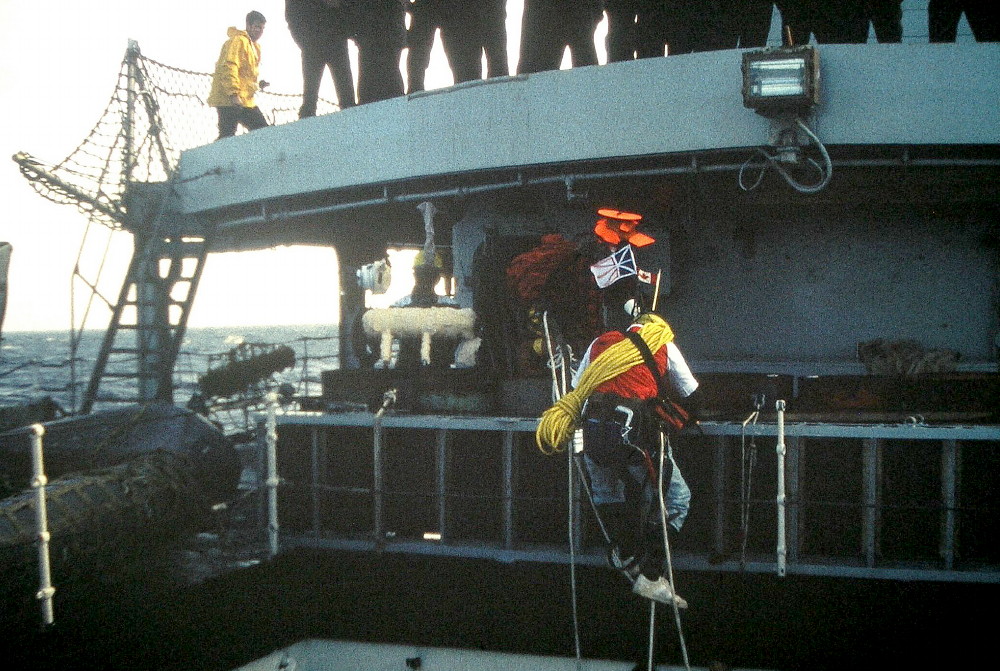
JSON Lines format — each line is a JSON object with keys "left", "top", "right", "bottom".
{"left": 30, "top": 423, "right": 56, "bottom": 627}
{"left": 265, "top": 392, "right": 280, "bottom": 559}
{"left": 372, "top": 389, "right": 397, "bottom": 545}
{"left": 776, "top": 399, "right": 787, "bottom": 577}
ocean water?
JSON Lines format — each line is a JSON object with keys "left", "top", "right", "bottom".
{"left": 0, "top": 324, "right": 340, "bottom": 424}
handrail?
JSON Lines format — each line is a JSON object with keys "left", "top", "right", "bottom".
{"left": 30, "top": 423, "right": 56, "bottom": 627}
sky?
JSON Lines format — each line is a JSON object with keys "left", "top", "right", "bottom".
{"left": 0, "top": 0, "right": 538, "bottom": 332}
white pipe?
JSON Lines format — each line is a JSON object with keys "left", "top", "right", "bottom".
{"left": 265, "top": 391, "right": 280, "bottom": 559}
{"left": 776, "top": 399, "right": 787, "bottom": 577}
{"left": 30, "top": 423, "right": 55, "bottom": 626}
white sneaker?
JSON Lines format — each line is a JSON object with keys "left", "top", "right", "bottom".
{"left": 632, "top": 574, "right": 688, "bottom": 609}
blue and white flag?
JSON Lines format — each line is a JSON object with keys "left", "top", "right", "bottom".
{"left": 590, "top": 245, "right": 637, "bottom": 288}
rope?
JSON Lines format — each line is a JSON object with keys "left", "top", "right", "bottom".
{"left": 567, "top": 431, "right": 582, "bottom": 663}
{"left": 536, "top": 314, "right": 674, "bottom": 454}
{"left": 657, "top": 432, "right": 691, "bottom": 671}
{"left": 543, "top": 312, "right": 582, "bottom": 662}
{"left": 739, "top": 401, "right": 762, "bottom": 569}
{"left": 738, "top": 117, "right": 833, "bottom": 194}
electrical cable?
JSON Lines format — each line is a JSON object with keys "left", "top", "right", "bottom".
{"left": 738, "top": 117, "right": 833, "bottom": 194}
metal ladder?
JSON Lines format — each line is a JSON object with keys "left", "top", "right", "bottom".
{"left": 80, "top": 224, "right": 211, "bottom": 413}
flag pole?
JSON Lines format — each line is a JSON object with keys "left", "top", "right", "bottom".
{"left": 651, "top": 270, "right": 663, "bottom": 311}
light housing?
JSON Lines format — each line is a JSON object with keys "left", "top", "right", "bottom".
{"left": 742, "top": 46, "right": 820, "bottom": 116}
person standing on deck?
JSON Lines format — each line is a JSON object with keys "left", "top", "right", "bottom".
{"left": 406, "top": 0, "right": 508, "bottom": 92}
{"left": 536, "top": 307, "right": 702, "bottom": 607}
{"left": 286, "top": 0, "right": 357, "bottom": 116}
{"left": 353, "top": 0, "right": 407, "bottom": 104}
{"left": 208, "top": 10, "right": 270, "bottom": 138}
{"left": 517, "top": 0, "right": 603, "bottom": 74}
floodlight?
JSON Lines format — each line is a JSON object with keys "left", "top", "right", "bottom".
{"left": 742, "top": 46, "right": 819, "bottom": 116}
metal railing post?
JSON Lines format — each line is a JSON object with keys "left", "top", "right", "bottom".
{"left": 776, "top": 400, "right": 787, "bottom": 577}
{"left": 265, "top": 392, "right": 280, "bottom": 559}
{"left": 30, "top": 423, "right": 56, "bottom": 627}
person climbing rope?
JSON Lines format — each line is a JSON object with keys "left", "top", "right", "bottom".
{"left": 536, "top": 304, "right": 702, "bottom": 607}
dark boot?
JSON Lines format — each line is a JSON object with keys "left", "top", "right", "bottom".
{"left": 597, "top": 503, "right": 641, "bottom": 579}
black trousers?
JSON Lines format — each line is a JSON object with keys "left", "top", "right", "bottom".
{"left": 298, "top": 37, "right": 356, "bottom": 114}
{"left": 215, "top": 106, "right": 268, "bottom": 139}
{"left": 929, "top": 0, "right": 1000, "bottom": 42}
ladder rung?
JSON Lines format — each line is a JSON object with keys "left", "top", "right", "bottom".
{"left": 121, "top": 301, "right": 191, "bottom": 310}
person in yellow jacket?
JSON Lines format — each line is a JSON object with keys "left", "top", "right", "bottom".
{"left": 208, "top": 11, "right": 270, "bottom": 139}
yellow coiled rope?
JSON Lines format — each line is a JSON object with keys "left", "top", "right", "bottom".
{"left": 535, "top": 314, "right": 674, "bottom": 454}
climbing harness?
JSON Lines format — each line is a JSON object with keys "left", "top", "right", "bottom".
{"left": 535, "top": 315, "right": 674, "bottom": 454}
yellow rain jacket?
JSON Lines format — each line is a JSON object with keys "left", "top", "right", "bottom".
{"left": 207, "top": 27, "right": 261, "bottom": 108}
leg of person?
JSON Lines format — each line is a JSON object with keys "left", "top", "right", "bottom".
{"left": 927, "top": 0, "right": 962, "bottom": 42}
{"left": 635, "top": 0, "right": 667, "bottom": 58}
{"left": 327, "top": 37, "right": 357, "bottom": 108}
{"left": 238, "top": 106, "right": 269, "bottom": 133}
{"left": 216, "top": 106, "right": 239, "bottom": 139}
{"left": 298, "top": 42, "right": 325, "bottom": 118}
{"left": 665, "top": 453, "right": 691, "bottom": 530}
{"left": 629, "top": 459, "right": 688, "bottom": 608}
{"left": 358, "top": 48, "right": 405, "bottom": 104}
{"left": 567, "top": 9, "right": 601, "bottom": 68}
{"left": 604, "top": 1, "right": 637, "bottom": 62}
{"left": 441, "top": 18, "right": 484, "bottom": 84}
{"left": 406, "top": 2, "right": 438, "bottom": 92}
{"left": 480, "top": 4, "right": 510, "bottom": 79}
{"left": 517, "top": 1, "right": 562, "bottom": 74}
{"left": 868, "top": 0, "right": 903, "bottom": 43}
{"left": 735, "top": 0, "right": 779, "bottom": 48}
{"left": 356, "top": 2, "right": 406, "bottom": 104}
{"left": 660, "top": 0, "right": 697, "bottom": 55}
{"left": 966, "top": 1, "right": 1000, "bottom": 42}
{"left": 583, "top": 453, "right": 641, "bottom": 577}
{"left": 812, "top": 3, "right": 868, "bottom": 44}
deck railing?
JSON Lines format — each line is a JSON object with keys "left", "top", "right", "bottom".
{"left": 263, "top": 409, "right": 1000, "bottom": 584}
